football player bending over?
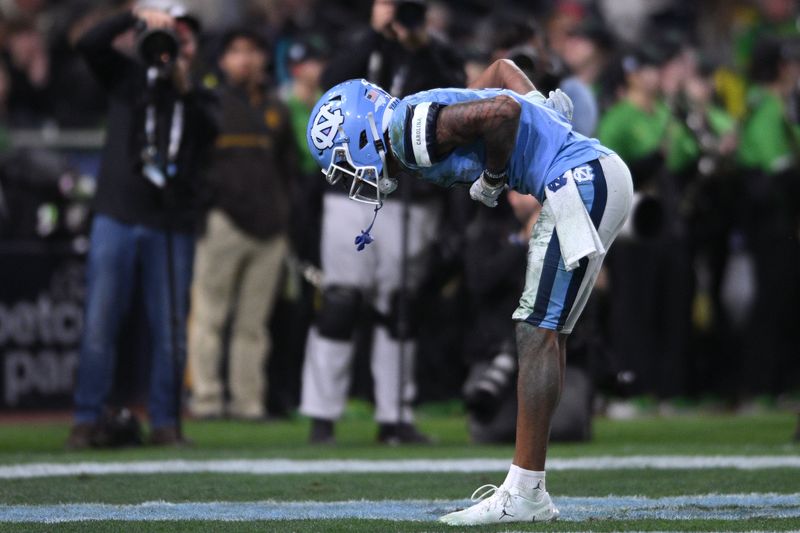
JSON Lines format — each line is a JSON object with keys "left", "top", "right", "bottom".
{"left": 306, "top": 59, "right": 633, "bottom": 525}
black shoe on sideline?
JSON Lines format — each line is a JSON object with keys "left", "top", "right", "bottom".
{"left": 65, "top": 423, "right": 96, "bottom": 450}
{"left": 377, "top": 423, "right": 433, "bottom": 445}
{"left": 149, "top": 426, "right": 193, "bottom": 447}
{"left": 309, "top": 418, "right": 335, "bottom": 445}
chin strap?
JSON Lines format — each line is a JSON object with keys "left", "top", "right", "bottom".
{"left": 355, "top": 203, "right": 382, "bottom": 251}
{"left": 354, "top": 111, "right": 390, "bottom": 252}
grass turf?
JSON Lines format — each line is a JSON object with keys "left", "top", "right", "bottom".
{"left": 3, "top": 519, "right": 800, "bottom": 533}
{"left": 0, "top": 409, "right": 798, "bottom": 532}
{"left": 0, "top": 411, "right": 797, "bottom": 464}
{"left": 2, "top": 468, "right": 799, "bottom": 505}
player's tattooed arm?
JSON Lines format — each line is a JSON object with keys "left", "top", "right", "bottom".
{"left": 468, "top": 59, "right": 535, "bottom": 94}
{"left": 435, "top": 95, "right": 521, "bottom": 176}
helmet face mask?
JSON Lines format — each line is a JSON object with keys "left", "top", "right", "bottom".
{"left": 325, "top": 144, "right": 383, "bottom": 205}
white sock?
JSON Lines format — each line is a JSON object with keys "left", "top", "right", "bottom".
{"left": 503, "top": 464, "right": 546, "bottom": 494}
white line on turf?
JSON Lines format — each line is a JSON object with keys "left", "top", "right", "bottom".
{"left": 1, "top": 455, "right": 800, "bottom": 479}
{"left": 1, "top": 493, "right": 799, "bottom": 523}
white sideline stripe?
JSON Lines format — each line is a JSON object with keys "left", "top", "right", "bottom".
{"left": 1, "top": 455, "right": 800, "bottom": 479}
{"left": 1, "top": 494, "right": 799, "bottom": 523}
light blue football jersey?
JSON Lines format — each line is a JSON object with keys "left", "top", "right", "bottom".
{"left": 388, "top": 87, "right": 612, "bottom": 202}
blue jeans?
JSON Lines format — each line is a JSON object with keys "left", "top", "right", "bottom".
{"left": 74, "top": 214, "right": 194, "bottom": 429}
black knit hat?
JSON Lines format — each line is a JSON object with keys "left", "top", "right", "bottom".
{"left": 219, "top": 28, "right": 269, "bottom": 55}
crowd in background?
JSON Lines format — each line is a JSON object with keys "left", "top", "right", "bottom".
{"left": 1, "top": 0, "right": 799, "bottom": 444}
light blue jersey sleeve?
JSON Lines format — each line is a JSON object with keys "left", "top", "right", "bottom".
{"left": 559, "top": 76, "right": 598, "bottom": 137}
{"left": 388, "top": 87, "right": 612, "bottom": 201}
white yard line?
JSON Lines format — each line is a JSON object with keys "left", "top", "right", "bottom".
{"left": 1, "top": 494, "right": 799, "bottom": 523}
{"left": 0, "top": 455, "right": 799, "bottom": 479}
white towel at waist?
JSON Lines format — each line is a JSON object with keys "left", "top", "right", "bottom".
{"left": 544, "top": 168, "right": 605, "bottom": 271}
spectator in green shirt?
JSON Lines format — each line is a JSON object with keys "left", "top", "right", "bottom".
{"left": 734, "top": 0, "right": 800, "bottom": 73}
{"left": 283, "top": 37, "right": 328, "bottom": 267}
{"left": 598, "top": 44, "right": 704, "bottom": 181}
{"left": 738, "top": 37, "right": 800, "bottom": 173}
{"left": 598, "top": 48, "right": 670, "bottom": 179}
{"left": 285, "top": 39, "right": 326, "bottom": 176}
{"left": 670, "top": 52, "right": 739, "bottom": 186}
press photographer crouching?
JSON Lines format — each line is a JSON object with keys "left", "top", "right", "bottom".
{"left": 462, "top": 192, "right": 620, "bottom": 444}
{"left": 66, "top": 1, "right": 218, "bottom": 449}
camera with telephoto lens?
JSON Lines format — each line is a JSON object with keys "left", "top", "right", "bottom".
{"left": 136, "top": 23, "right": 179, "bottom": 68}
{"left": 506, "top": 44, "right": 566, "bottom": 93}
{"left": 134, "top": 2, "right": 199, "bottom": 68}
{"left": 463, "top": 350, "right": 518, "bottom": 422}
{"left": 618, "top": 193, "right": 664, "bottom": 240}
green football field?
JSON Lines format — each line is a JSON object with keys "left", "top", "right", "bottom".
{"left": 1, "top": 405, "right": 799, "bottom": 532}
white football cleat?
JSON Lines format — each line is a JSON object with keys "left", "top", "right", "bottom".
{"left": 439, "top": 483, "right": 560, "bottom": 526}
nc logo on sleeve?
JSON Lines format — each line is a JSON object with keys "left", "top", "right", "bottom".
{"left": 572, "top": 165, "right": 595, "bottom": 183}
{"left": 310, "top": 103, "right": 344, "bottom": 151}
{"left": 547, "top": 175, "right": 567, "bottom": 193}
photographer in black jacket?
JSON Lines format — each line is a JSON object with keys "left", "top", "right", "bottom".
{"left": 67, "top": 2, "right": 217, "bottom": 449}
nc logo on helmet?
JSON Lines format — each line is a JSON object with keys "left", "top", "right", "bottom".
{"left": 310, "top": 102, "right": 345, "bottom": 151}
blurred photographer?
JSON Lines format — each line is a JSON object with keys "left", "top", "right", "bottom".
{"left": 661, "top": 51, "right": 743, "bottom": 396}
{"left": 67, "top": 1, "right": 217, "bottom": 449}
{"left": 460, "top": 193, "right": 533, "bottom": 441}
{"left": 461, "top": 192, "right": 604, "bottom": 443}
{"left": 736, "top": 37, "right": 800, "bottom": 395}
{"left": 322, "top": 0, "right": 464, "bottom": 96}
{"left": 597, "top": 46, "right": 695, "bottom": 398}
{"left": 300, "top": 0, "right": 464, "bottom": 445}
{"left": 490, "top": 12, "right": 599, "bottom": 136}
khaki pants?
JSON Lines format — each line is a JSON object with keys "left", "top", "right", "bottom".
{"left": 188, "top": 209, "right": 287, "bottom": 418}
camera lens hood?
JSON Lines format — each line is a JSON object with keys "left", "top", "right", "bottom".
{"left": 137, "top": 27, "right": 180, "bottom": 67}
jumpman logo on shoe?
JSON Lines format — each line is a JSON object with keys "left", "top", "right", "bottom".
{"left": 533, "top": 480, "right": 544, "bottom": 491}
{"left": 499, "top": 508, "right": 514, "bottom": 520}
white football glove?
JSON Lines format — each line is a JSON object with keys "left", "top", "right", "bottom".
{"left": 545, "top": 88, "right": 573, "bottom": 122}
{"left": 523, "top": 89, "right": 547, "bottom": 105}
{"left": 469, "top": 172, "right": 505, "bottom": 208}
